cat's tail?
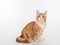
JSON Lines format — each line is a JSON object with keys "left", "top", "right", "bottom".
{"left": 16, "top": 34, "right": 30, "bottom": 43}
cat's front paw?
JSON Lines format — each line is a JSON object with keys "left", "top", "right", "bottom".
{"left": 33, "top": 37, "right": 40, "bottom": 42}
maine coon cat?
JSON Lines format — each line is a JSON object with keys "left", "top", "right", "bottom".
{"left": 16, "top": 10, "right": 47, "bottom": 43}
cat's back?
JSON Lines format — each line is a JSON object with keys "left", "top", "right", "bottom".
{"left": 23, "top": 21, "right": 35, "bottom": 30}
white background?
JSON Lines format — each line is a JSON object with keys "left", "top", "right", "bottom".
{"left": 0, "top": 0, "right": 60, "bottom": 45}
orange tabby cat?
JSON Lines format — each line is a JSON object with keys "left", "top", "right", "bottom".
{"left": 16, "top": 10, "right": 47, "bottom": 43}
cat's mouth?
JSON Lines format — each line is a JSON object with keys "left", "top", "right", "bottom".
{"left": 39, "top": 18, "right": 44, "bottom": 21}
{"left": 38, "top": 19, "right": 45, "bottom": 23}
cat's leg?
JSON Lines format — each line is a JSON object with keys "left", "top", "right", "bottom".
{"left": 39, "top": 32, "right": 45, "bottom": 41}
{"left": 33, "top": 34, "right": 40, "bottom": 42}
{"left": 35, "top": 35, "right": 45, "bottom": 42}
{"left": 36, "top": 34, "right": 40, "bottom": 42}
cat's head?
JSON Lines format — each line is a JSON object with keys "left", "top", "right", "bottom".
{"left": 36, "top": 10, "right": 47, "bottom": 23}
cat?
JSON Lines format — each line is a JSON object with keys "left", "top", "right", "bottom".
{"left": 16, "top": 10, "right": 47, "bottom": 43}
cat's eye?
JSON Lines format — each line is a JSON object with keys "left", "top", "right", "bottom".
{"left": 42, "top": 16, "right": 44, "bottom": 17}
{"left": 39, "top": 15, "right": 40, "bottom": 17}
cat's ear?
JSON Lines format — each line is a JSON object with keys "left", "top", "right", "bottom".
{"left": 36, "top": 10, "right": 40, "bottom": 15}
{"left": 44, "top": 10, "right": 47, "bottom": 15}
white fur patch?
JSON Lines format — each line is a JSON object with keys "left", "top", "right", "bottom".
{"left": 36, "top": 21, "right": 46, "bottom": 35}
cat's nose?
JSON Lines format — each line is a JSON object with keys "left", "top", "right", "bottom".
{"left": 40, "top": 16, "right": 42, "bottom": 19}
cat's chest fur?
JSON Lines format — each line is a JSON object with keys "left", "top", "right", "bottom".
{"left": 36, "top": 21, "right": 46, "bottom": 32}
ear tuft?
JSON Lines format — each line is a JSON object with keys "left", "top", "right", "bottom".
{"left": 36, "top": 9, "right": 40, "bottom": 15}
{"left": 44, "top": 10, "right": 47, "bottom": 15}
